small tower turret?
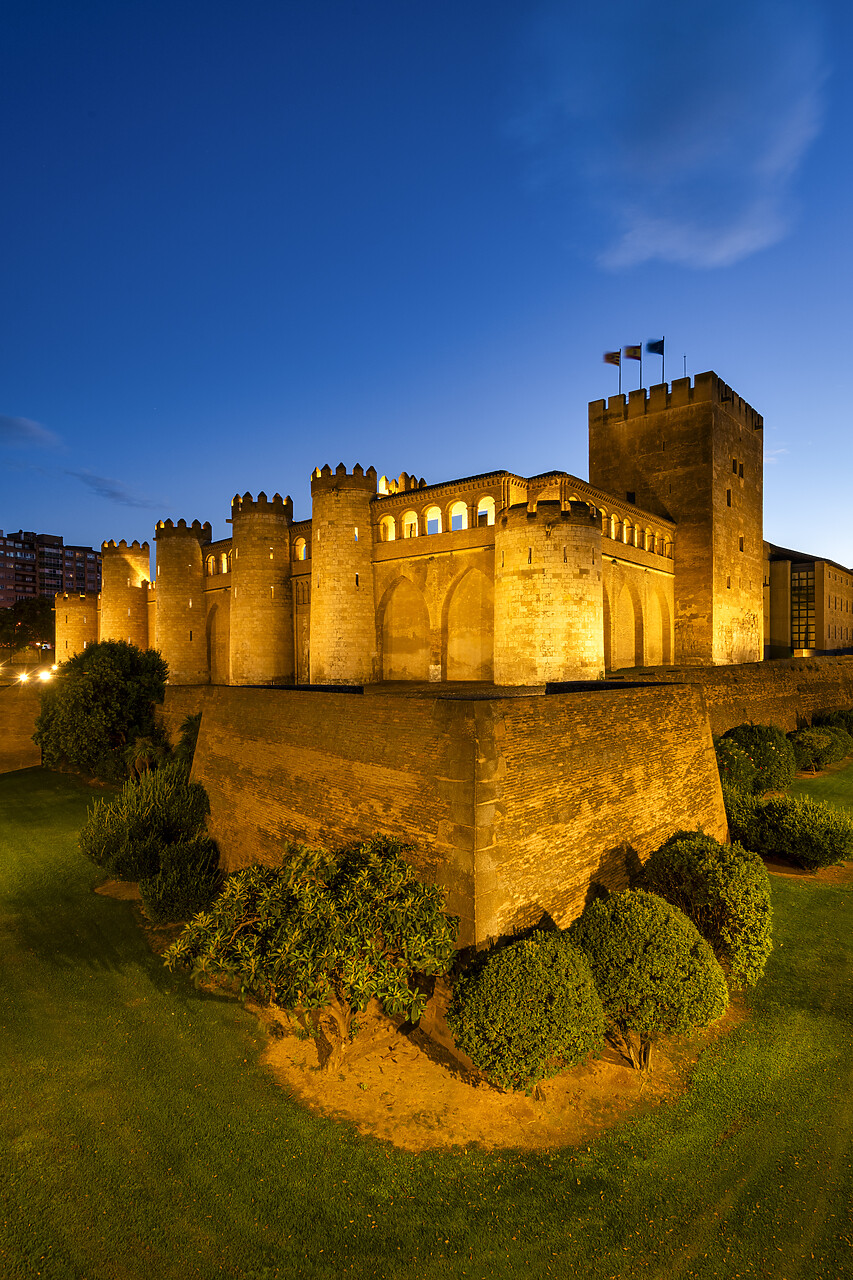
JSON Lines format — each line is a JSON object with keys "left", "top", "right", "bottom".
{"left": 99, "top": 540, "right": 151, "bottom": 649}
{"left": 55, "top": 591, "right": 99, "bottom": 661}
{"left": 154, "top": 519, "right": 212, "bottom": 684}
{"left": 229, "top": 491, "right": 295, "bottom": 685}
{"left": 494, "top": 500, "right": 603, "bottom": 684}
{"left": 309, "top": 463, "right": 377, "bottom": 684}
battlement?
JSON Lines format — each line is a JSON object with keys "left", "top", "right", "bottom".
{"left": 55, "top": 591, "right": 98, "bottom": 603}
{"left": 154, "top": 518, "right": 213, "bottom": 543}
{"left": 500, "top": 499, "right": 600, "bottom": 528}
{"left": 230, "top": 491, "right": 294, "bottom": 519}
{"left": 377, "top": 471, "right": 427, "bottom": 494}
{"left": 101, "top": 539, "right": 150, "bottom": 553}
{"left": 311, "top": 463, "right": 378, "bottom": 493}
{"left": 589, "top": 371, "right": 763, "bottom": 432}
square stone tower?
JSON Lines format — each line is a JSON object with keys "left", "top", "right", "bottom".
{"left": 589, "top": 372, "right": 763, "bottom": 665}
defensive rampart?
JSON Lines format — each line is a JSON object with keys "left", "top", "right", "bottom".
{"left": 0, "top": 685, "right": 41, "bottom": 773}
{"left": 162, "top": 681, "right": 725, "bottom": 946}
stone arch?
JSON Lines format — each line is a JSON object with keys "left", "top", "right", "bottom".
{"left": 380, "top": 577, "right": 430, "bottom": 681}
{"left": 206, "top": 601, "right": 229, "bottom": 684}
{"left": 602, "top": 583, "right": 612, "bottom": 671}
{"left": 645, "top": 585, "right": 664, "bottom": 666}
{"left": 443, "top": 567, "right": 494, "bottom": 681}
{"left": 613, "top": 579, "right": 643, "bottom": 669}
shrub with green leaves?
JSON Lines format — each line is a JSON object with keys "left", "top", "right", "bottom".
{"left": 813, "top": 708, "right": 853, "bottom": 737}
{"left": 752, "top": 794, "right": 853, "bottom": 871}
{"left": 164, "top": 836, "right": 458, "bottom": 1069}
{"left": 721, "top": 780, "right": 762, "bottom": 851}
{"left": 570, "top": 890, "right": 728, "bottom": 1070}
{"left": 79, "top": 763, "right": 211, "bottom": 880}
{"left": 34, "top": 640, "right": 167, "bottom": 782}
{"left": 637, "top": 831, "right": 772, "bottom": 987}
{"left": 140, "top": 835, "right": 222, "bottom": 923}
{"left": 722, "top": 724, "right": 795, "bottom": 793}
{"left": 713, "top": 736, "right": 758, "bottom": 794}
{"left": 445, "top": 932, "right": 604, "bottom": 1090}
{"left": 172, "top": 712, "right": 202, "bottom": 774}
{"left": 788, "top": 728, "right": 840, "bottom": 773}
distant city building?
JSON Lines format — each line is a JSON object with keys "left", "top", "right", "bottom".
{"left": 0, "top": 530, "right": 102, "bottom": 607}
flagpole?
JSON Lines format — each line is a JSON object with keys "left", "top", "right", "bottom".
{"left": 662, "top": 336, "right": 665, "bottom": 384}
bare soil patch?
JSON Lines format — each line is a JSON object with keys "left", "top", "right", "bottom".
{"left": 97, "top": 876, "right": 748, "bottom": 1154}
{"left": 764, "top": 859, "right": 853, "bottom": 885}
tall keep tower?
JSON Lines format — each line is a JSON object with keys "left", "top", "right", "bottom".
{"left": 494, "top": 500, "right": 604, "bottom": 684}
{"left": 154, "top": 519, "right": 212, "bottom": 684}
{"left": 589, "top": 372, "right": 763, "bottom": 665}
{"left": 99, "top": 540, "right": 150, "bottom": 648}
{"left": 309, "top": 464, "right": 377, "bottom": 684}
{"left": 229, "top": 491, "right": 295, "bottom": 685}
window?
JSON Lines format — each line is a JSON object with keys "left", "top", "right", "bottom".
{"left": 739, "top": 463, "right": 744, "bottom": 478}
{"left": 732, "top": 458, "right": 738, "bottom": 473}
{"left": 425, "top": 506, "right": 442, "bottom": 535}
{"left": 726, "top": 489, "right": 732, "bottom": 507}
{"left": 477, "top": 496, "right": 495, "bottom": 526}
{"left": 449, "top": 500, "right": 467, "bottom": 531}
{"left": 402, "top": 511, "right": 418, "bottom": 539}
{"left": 739, "top": 536, "right": 744, "bottom": 552}
{"left": 293, "top": 537, "right": 307, "bottom": 562}
{"left": 379, "top": 515, "right": 396, "bottom": 542}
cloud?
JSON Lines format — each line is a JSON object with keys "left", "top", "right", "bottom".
{"left": 513, "top": 1, "right": 827, "bottom": 269}
{"left": 764, "top": 447, "right": 789, "bottom": 466}
{"left": 0, "top": 414, "right": 62, "bottom": 449}
{"left": 66, "top": 469, "right": 162, "bottom": 510}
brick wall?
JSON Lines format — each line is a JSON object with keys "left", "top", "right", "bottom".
{"left": 0, "top": 684, "right": 41, "bottom": 772}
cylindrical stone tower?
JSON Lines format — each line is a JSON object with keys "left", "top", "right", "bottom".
{"left": 99, "top": 540, "right": 151, "bottom": 648}
{"left": 229, "top": 491, "right": 295, "bottom": 685}
{"left": 54, "top": 591, "right": 99, "bottom": 661}
{"left": 493, "top": 499, "right": 604, "bottom": 684}
{"left": 154, "top": 519, "right": 212, "bottom": 684}
{"left": 309, "top": 463, "right": 377, "bottom": 684}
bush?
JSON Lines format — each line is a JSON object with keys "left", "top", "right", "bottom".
{"left": 637, "top": 831, "right": 772, "bottom": 987}
{"left": 79, "top": 763, "right": 211, "bottom": 880}
{"left": 569, "top": 890, "right": 728, "bottom": 1070}
{"left": 722, "top": 724, "right": 795, "bottom": 793}
{"left": 445, "top": 932, "right": 605, "bottom": 1090}
{"left": 164, "top": 837, "right": 458, "bottom": 1070}
{"left": 713, "top": 736, "right": 758, "bottom": 794}
{"left": 721, "top": 780, "right": 762, "bottom": 851}
{"left": 34, "top": 640, "right": 167, "bottom": 782}
{"left": 788, "top": 728, "right": 839, "bottom": 773}
{"left": 139, "top": 835, "right": 222, "bottom": 923}
{"left": 752, "top": 795, "right": 853, "bottom": 871}
{"left": 172, "top": 712, "right": 202, "bottom": 774}
{"left": 813, "top": 708, "right": 853, "bottom": 737}
{"left": 822, "top": 724, "right": 853, "bottom": 760}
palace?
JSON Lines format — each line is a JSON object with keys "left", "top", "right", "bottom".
{"left": 53, "top": 371, "right": 852, "bottom": 682}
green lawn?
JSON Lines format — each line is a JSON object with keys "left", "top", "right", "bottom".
{"left": 2, "top": 768, "right": 853, "bottom": 1280}
{"left": 789, "top": 755, "right": 853, "bottom": 814}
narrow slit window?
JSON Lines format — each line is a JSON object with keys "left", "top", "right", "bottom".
{"left": 528, "top": 547, "right": 532, "bottom": 564}
{"left": 726, "top": 489, "right": 732, "bottom": 507}
{"left": 355, "top": 573, "right": 359, "bottom": 587}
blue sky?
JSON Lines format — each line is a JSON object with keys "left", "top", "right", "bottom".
{"left": 1, "top": 0, "right": 850, "bottom": 568}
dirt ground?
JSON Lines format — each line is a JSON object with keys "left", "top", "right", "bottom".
{"left": 97, "top": 877, "right": 749, "bottom": 1153}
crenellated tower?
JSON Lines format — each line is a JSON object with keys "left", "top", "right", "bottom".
{"left": 154, "top": 518, "right": 212, "bottom": 684}
{"left": 229, "top": 491, "right": 295, "bottom": 685}
{"left": 54, "top": 591, "right": 99, "bottom": 660}
{"left": 99, "top": 540, "right": 151, "bottom": 649}
{"left": 309, "top": 463, "right": 377, "bottom": 684}
{"left": 494, "top": 499, "right": 604, "bottom": 684}
{"left": 589, "top": 372, "right": 763, "bottom": 665}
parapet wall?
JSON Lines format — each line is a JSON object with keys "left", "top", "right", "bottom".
{"left": 163, "top": 680, "right": 725, "bottom": 946}
{"left": 0, "top": 685, "right": 41, "bottom": 773}
{"left": 638, "top": 656, "right": 853, "bottom": 735}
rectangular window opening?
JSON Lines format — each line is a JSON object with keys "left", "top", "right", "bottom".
{"left": 726, "top": 489, "right": 732, "bottom": 507}
{"left": 355, "top": 573, "right": 359, "bottom": 587}
{"left": 739, "top": 536, "right": 744, "bottom": 552}
{"left": 739, "top": 463, "right": 744, "bottom": 478}
{"left": 527, "top": 547, "right": 532, "bottom": 564}
{"left": 189, "top": 630, "right": 193, "bottom": 641}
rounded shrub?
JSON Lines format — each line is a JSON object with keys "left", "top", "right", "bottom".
{"left": 813, "top": 708, "right": 853, "bottom": 738}
{"left": 569, "top": 890, "right": 728, "bottom": 1070}
{"left": 446, "top": 931, "right": 605, "bottom": 1090}
{"left": 722, "top": 724, "right": 795, "bottom": 793}
{"left": 721, "top": 780, "right": 762, "bottom": 852}
{"left": 637, "top": 831, "right": 772, "bottom": 987}
{"left": 79, "top": 762, "right": 211, "bottom": 880}
{"left": 788, "top": 727, "right": 839, "bottom": 773}
{"left": 713, "top": 736, "right": 758, "bottom": 794}
{"left": 139, "top": 835, "right": 222, "bottom": 923}
{"left": 754, "top": 795, "right": 853, "bottom": 871}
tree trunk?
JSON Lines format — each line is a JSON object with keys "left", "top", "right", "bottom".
{"left": 640, "top": 1036, "right": 652, "bottom": 1072}
{"left": 319, "top": 994, "right": 355, "bottom": 1071}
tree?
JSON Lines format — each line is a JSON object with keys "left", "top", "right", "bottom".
{"left": 0, "top": 597, "right": 55, "bottom": 651}
{"left": 446, "top": 931, "right": 604, "bottom": 1089}
{"left": 570, "top": 890, "right": 728, "bottom": 1071}
{"left": 164, "top": 836, "right": 458, "bottom": 1070}
{"left": 636, "top": 831, "right": 772, "bottom": 987}
{"left": 33, "top": 640, "right": 167, "bottom": 781}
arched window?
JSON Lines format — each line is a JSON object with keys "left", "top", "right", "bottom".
{"left": 226, "top": 551, "right": 232, "bottom": 572}
{"left": 220, "top": 552, "right": 229, "bottom": 573}
{"left": 206, "top": 555, "right": 217, "bottom": 576}
{"left": 425, "top": 506, "right": 442, "bottom": 535}
{"left": 477, "top": 496, "right": 496, "bottom": 527}
{"left": 449, "top": 500, "right": 468, "bottom": 531}
{"left": 293, "top": 537, "right": 307, "bottom": 562}
{"left": 379, "top": 515, "right": 396, "bottom": 542}
{"left": 402, "top": 510, "right": 418, "bottom": 539}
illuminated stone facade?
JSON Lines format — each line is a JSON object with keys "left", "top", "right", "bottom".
{"left": 57, "top": 371, "right": 787, "bottom": 683}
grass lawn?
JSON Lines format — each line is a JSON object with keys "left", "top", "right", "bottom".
{"left": 789, "top": 755, "right": 853, "bottom": 814}
{"left": 2, "top": 768, "right": 853, "bottom": 1279}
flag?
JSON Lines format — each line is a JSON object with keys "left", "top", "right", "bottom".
{"left": 624, "top": 345, "right": 641, "bottom": 361}
{"left": 646, "top": 338, "right": 665, "bottom": 356}
{"left": 604, "top": 350, "right": 621, "bottom": 366}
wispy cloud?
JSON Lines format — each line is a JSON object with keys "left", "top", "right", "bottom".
{"left": 66, "top": 469, "right": 162, "bottom": 510}
{"left": 764, "top": 447, "right": 789, "bottom": 466}
{"left": 0, "top": 414, "right": 62, "bottom": 449}
{"left": 513, "top": 1, "right": 827, "bottom": 269}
